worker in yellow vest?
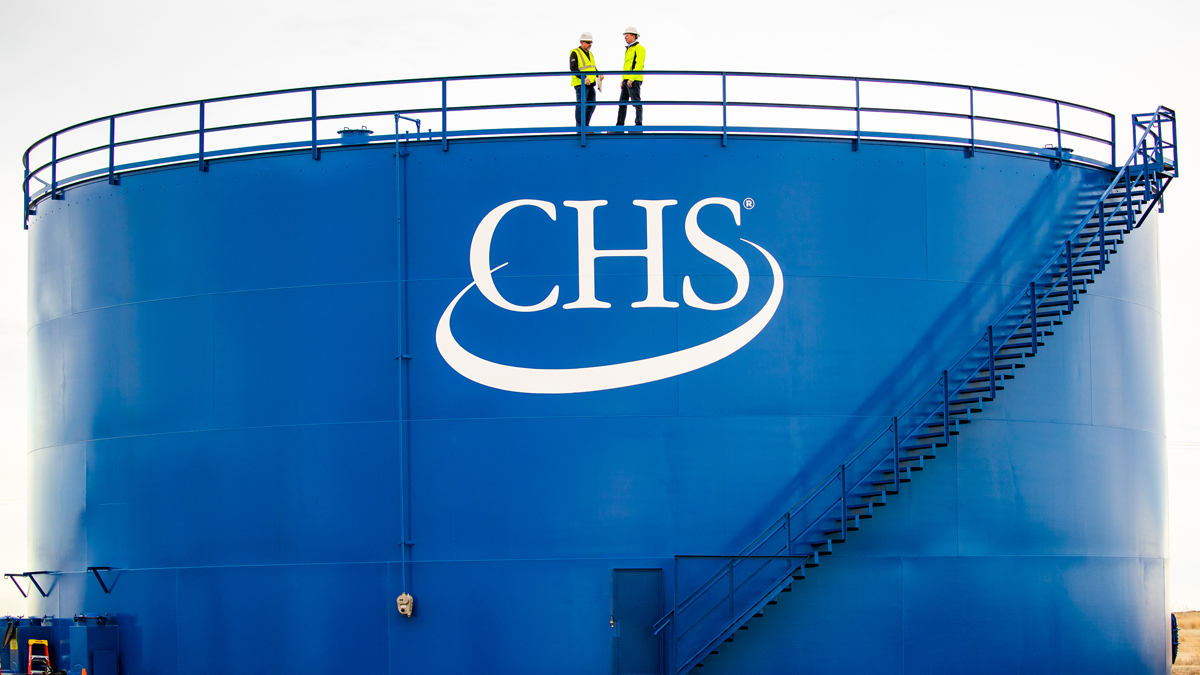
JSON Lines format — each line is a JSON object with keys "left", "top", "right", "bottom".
{"left": 569, "top": 32, "right": 603, "bottom": 127}
{"left": 617, "top": 27, "right": 646, "bottom": 130}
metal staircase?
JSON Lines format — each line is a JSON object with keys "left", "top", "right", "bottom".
{"left": 653, "top": 106, "right": 1178, "bottom": 674}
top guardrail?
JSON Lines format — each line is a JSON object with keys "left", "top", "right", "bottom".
{"left": 21, "top": 70, "right": 1118, "bottom": 229}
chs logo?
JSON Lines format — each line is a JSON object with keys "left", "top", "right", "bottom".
{"left": 436, "top": 197, "right": 784, "bottom": 393}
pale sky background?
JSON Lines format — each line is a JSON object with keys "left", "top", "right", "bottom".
{"left": 0, "top": 0, "right": 1196, "bottom": 616}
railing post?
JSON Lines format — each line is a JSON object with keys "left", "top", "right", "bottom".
{"left": 987, "top": 326, "right": 996, "bottom": 399}
{"left": 108, "top": 116, "right": 117, "bottom": 185}
{"left": 727, "top": 560, "right": 735, "bottom": 620}
{"left": 967, "top": 87, "right": 975, "bottom": 158}
{"left": 853, "top": 78, "right": 861, "bottom": 151}
{"left": 1110, "top": 114, "right": 1116, "bottom": 168}
{"left": 840, "top": 465, "right": 847, "bottom": 540}
{"left": 1098, "top": 198, "right": 1107, "bottom": 272}
{"left": 1066, "top": 243, "right": 1075, "bottom": 312}
{"left": 942, "top": 371, "right": 949, "bottom": 445}
{"left": 786, "top": 511, "right": 792, "bottom": 555}
{"left": 579, "top": 79, "right": 587, "bottom": 148}
{"left": 442, "top": 79, "right": 449, "bottom": 152}
{"left": 311, "top": 89, "right": 320, "bottom": 161}
{"left": 721, "top": 73, "right": 728, "bottom": 147}
{"left": 1124, "top": 169, "right": 1135, "bottom": 232}
{"left": 22, "top": 158, "right": 30, "bottom": 229}
{"left": 198, "top": 101, "right": 207, "bottom": 172}
{"left": 1054, "top": 101, "right": 1062, "bottom": 167}
{"left": 1029, "top": 282, "right": 1038, "bottom": 355}
{"left": 50, "top": 134, "right": 59, "bottom": 200}
{"left": 892, "top": 416, "right": 899, "bottom": 492}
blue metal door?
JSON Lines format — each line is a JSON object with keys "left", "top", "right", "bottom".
{"left": 612, "top": 569, "right": 663, "bottom": 675}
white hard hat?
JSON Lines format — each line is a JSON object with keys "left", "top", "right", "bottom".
{"left": 580, "top": 32, "right": 594, "bottom": 41}
{"left": 623, "top": 26, "right": 639, "bottom": 36}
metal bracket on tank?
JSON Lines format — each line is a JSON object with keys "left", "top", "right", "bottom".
{"left": 4, "top": 572, "right": 53, "bottom": 598}
{"left": 3, "top": 573, "right": 29, "bottom": 598}
{"left": 87, "top": 567, "right": 113, "bottom": 594}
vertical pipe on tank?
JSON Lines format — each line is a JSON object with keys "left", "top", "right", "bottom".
{"left": 394, "top": 115, "right": 413, "bottom": 594}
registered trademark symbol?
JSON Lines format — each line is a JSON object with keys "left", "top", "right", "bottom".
{"left": 743, "top": 198, "right": 755, "bottom": 210}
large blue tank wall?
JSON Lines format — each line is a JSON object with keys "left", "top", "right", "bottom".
{"left": 25, "top": 133, "right": 1166, "bottom": 674}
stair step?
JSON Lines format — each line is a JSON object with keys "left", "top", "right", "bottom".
{"left": 1073, "top": 237, "right": 1123, "bottom": 247}
{"left": 1011, "top": 330, "right": 1052, "bottom": 338}
{"left": 1075, "top": 248, "right": 1116, "bottom": 259}
{"left": 754, "top": 612, "right": 764, "bottom": 617}
{"left": 968, "top": 373, "right": 1012, "bottom": 383}
{"left": 950, "top": 396, "right": 989, "bottom": 406}
{"left": 995, "top": 352, "right": 1031, "bottom": 362}
{"left": 1059, "top": 258, "right": 1107, "bottom": 269}
{"left": 915, "top": 430, "right": 959, "bottom": 440}
{"left": 998, "top": 341, "right": 1043, "bottom": 350}
{"left": 824, "top": 519, "right": 861, "bottom": 532}
{"left": 939, "top": 407, "right": 980, "bottom": 417}
{"left": 767, "top": 600, "right": 777, "bottom": 605}
{"left": 960, "top": 385, "right": 1002, "bottom": 395}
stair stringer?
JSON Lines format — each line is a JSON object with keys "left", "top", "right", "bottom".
{"left": 658, "top": 106, "right": 1176, "bottom": 674}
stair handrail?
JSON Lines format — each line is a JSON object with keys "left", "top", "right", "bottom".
{"left": 657, "top": 106, "right": 1176, "bottom": 672}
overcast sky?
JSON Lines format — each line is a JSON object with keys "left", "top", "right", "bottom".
{"left": 0, "top": 0, "right": 1196, "bottom": 616}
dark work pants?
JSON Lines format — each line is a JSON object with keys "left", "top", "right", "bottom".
{"left": 617, "top": 80, "right": 643, "bottom": 126}
{"left": 574, "top": 84, "right": 597, "bottom": 126}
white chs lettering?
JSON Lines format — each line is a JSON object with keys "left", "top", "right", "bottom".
{"left": 562, "top": 199, "right": 679, "bottom": 309}
{"left": 469, "top": 199, "right": 560, "bottom": 312}
{"left": 471, "top": 198, "right": 752, "bottom": 312}
{"left": 682, "top": 198, "right": 749, "bottom": 311}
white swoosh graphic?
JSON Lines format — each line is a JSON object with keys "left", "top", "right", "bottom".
{"left": 436, "top": 239, "right": 784, "bottom": 394}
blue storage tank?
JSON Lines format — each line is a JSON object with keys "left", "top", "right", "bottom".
{"left": 20, "top": 75, "right": 1175, "bottom": 675}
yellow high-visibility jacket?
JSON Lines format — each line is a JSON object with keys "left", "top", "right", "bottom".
{"left": 570, "top": 48, "right": 597, "bottom": 87}
{"left": 623, "top": 42, "right": 645, "bottom": 82}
